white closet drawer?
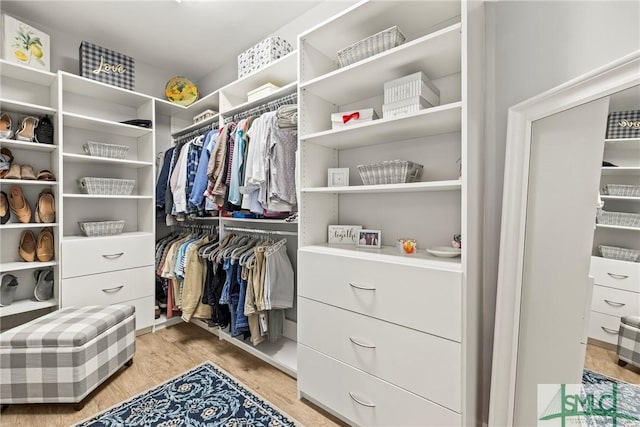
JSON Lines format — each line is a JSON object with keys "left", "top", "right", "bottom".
{"left": 61, "top": 266, "right": 154, "bottom": 307}
{"left": 124, "top": 295, "right": 155, "bottom": 332}
{"left": 588, "top": 311, "right": 622, "bottom": 345}
{"left": 298, "top": 251, "right": 462, "bottom": 341}
{"left": 591, "top": 285, "right": 640, "bottom": 318}
{"left": 298, "top": 345, "right": 461, "bottom": 426}
{"left": 62, "top": 234, "right": 154, "bottom": 278}
{"left": 298, "top": 297, "right": 461, "bottom": 412}
{"left": 590, "top": 257, "right": 640, "bottom": 293}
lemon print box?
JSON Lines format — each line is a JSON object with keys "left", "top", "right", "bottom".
{"left": 165, "top": 76, "right": 199, "bottom": 107}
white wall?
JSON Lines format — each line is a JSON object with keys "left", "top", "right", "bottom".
{"left": 483, "top": 0, "right": 640, "bottom": 423}
{"left": 196, "top": 0, "right": 357, "bottom": 93}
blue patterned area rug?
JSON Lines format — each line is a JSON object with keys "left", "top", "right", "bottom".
{"left": 76, "top": 362, "right": 297, "bottom": 427}
{"left": 581, "top": 369, "right": 640, "bottom": 426}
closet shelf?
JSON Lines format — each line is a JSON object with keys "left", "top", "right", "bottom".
{"left": 596, "top": 224, "right": 640, "bottom": 232}
{"left": 0, "top": 179, "right": 58, "bottom": 186}
{"left": 62, "top": 112, "right": 153, "bottom": 138}
{"left": 192, "top": 320, "right": 297, "bottom": 378}
{"left": 601, "top": 167, "right": 640, "bottom": 175}
{"left": 600, "top": 195, "right": 640, "bottom": 202}
{"left": 0, "top": 261, "right": 57, "bottom": 273}
{"left": 605, "top": 137, "right": 640, "bottom": 144}
{"left": 303, "top": 180, "right": 461, "bottom": 194}
{"left": 63, "top": 194, "right": 153, "bottom": 200}
{"left": 0, "top": 98, "right": 57, "bottom": 115}
{"left": 220, "top": 51, "right": 298, "bottom": 100}
{"left": 0, "top": 138, "right": 57, "bottom": 152}
{"left": 62, "top": 153, "right": 153, "bottom": 168}
{"left": 171, "top": 114, "right": 220, "bottom": 138}
{"left": 0, "top": 223, "right": 59, "bottom": 230}
{"left": 61, "top": 72, "right": 152, "bottom": 108}
{"left": 63, "top": 231, "right": 154, "bottom": 241}
{"left": 300, "top": 24, "right": 461, "bottom": 105}
{"left": 0, "top": 298, "right": 57, "bottom": 318}
{"left": 221, "top": 82, "right": 297, "bottom": 119}
{"left": 154, "top": 314, "right": 184, "bottom": 331}
{"left": 0, "top": 59, "right": 57, "bottom": 86}
{"left": 300, "top": 244, "right": 462, "bottom": 272}
{"left": 301, "top": 102, "right": 461, "bottom": 149}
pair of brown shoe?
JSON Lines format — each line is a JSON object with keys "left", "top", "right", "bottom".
{"left": 19, "top": 228, "right": 54, "bottom": 262}
{"left": 7, "top": 186, "right": 54, "bottom": 224}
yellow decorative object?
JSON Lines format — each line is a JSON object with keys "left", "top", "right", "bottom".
{"left": 165, "top": 76, "right": 198, "bottom": 106}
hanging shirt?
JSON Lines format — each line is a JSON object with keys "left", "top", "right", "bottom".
{"left": 156, "top": 147, "right": 175, "bottom": 209}
{"left": 189, "top": 130, "right": 218, "bottom": 212}
{"left": 228, "top": 119, "right": 249, "bottom": 206}
{"left": 185, "top": 136, "right": 204, "bottom": 213}
{"left": 170, "top": 141, "right": 191, "bottom": 213}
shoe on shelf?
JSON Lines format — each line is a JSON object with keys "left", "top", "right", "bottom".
{"left": 35, "top": 189, "right": 55, "bottom": 224}
{"left": 36, "top": 228, "right": 54, "bottom": 262}
{"left": 15, "top": 116, "right": 38, "bottom": 142}
{"left": 0, "top": 274, "right": 19, "bottom": 306}
{"left": 20, "top": 165, "right": 36, "bottom": 180}
{"left": 8, "top": 186, "right": 31, "bottom": 223}
{"left": 36, "top": 170, "right": 56, "bottom": 181}
{"left": 155, "top": 304, "right": 161, "bottom": 319}
{"left": 0, "top": 148, "right": 14, "bottom": 179}
{"left": 0, "top": 191, "right": 9, "bottom": 224}
{"left": 34, "top": 115, "right": 54, "bottom": 145}
{"left": 19, "top": 230, "right": 36, "bottom": 262}
{"left": 0, "top": 113, "right": 13, "bottom": 139}
{"left": 34, "top": 268, "right": 54, "bottom": 302}
{"left": 5, "top": 163, "right": 21, "bottom": 180}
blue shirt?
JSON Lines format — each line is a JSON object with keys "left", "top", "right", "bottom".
{"left": 188, "top": 130, "right": 218, "bottom": 212}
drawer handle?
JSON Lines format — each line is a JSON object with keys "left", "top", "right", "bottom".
{"left": 349, "top": 282, "right": 376, "bottom": 291}
{"left": 349, "top": 337, "right": 376, "bottom": 349}
{"left": 102, "top": 252, "right": 124, "bottom": 260}
{"left": 601, "top": 326, "right": 619, "bottom": 335}
{"left": 604, "top": 299, "right": 626, "bottom": 307}
{"left": 349, "top": 392, "right": 376, "bottom": 408}
{"left": 102, "top": 285, "right": 124, "bottom": 293}
{"left": 607, "top": 272, "right": 629, "bottom": 280}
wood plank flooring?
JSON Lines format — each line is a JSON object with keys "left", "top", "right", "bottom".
{"left": 0, "top": 323, "right": 343, "bottom": 427}
{"left": 584, "top": 342, "right": 640, "bottom": 384}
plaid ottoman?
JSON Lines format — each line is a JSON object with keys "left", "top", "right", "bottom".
{"left": 617, "top": 315, "right": 640, "bottom": 369}
{"left": 0, "top": 305, "right": 135, "bottom": 408}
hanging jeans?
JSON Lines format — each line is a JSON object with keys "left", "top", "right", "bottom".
{"left": 235, "top": 262, "right": 249, "bottom": 333}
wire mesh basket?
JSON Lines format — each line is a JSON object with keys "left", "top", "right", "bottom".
{"left": 357, "top": 160, "right": 423, "bottom": 185}
{"left": 337, "top": 26, "right": 406, "bottom": 68}
{"left": 599, "top": 245, "right": 640, "bottom": 262}
{"left": 596, "top": 209, "right": 640, "bottom": 228}
{"left": 78, "top": 220, "right": 126, "bottom": 237}
{"left": 83, "top": 141, "right": 129, "bottom": 160}
{"left": 604, "top": 184, "right": 640, "bottom": 197}
{"left": 78, "top": 177, "right": 135, "bottom": 195}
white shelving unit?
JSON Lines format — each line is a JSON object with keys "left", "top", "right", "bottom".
{"left": 0, "top": 60, "right": 60, "bottom": 326}
{"left": 296, "top": 1, "right": 483, "bottom": 425}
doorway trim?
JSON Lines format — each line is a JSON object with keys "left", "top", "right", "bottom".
{"left": 488, "top": 51, "right": 640, "bottom": 426}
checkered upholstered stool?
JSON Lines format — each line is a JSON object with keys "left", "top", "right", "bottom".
{"left": 0, "top": 305, "right": 135, "bottom": 410}
{"left": 617, "top": 315, "right": 640, "bottom": 369}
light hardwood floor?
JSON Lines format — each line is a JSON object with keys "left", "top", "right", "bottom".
{"left": 584, "top": 342, "right": 640, "bottom": 384}
{"left": 0, "top": 323, "right": 344, "bottom": 427}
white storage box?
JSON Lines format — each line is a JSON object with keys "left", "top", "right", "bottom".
{"left": 237, "top": 36, "right": 293, "bottom": 79}
{"left": 384, "top": 72, "right": 440, "bottom": 107}
{"left": 193, "top": 109, "right": 217, "bottom": 124}
{"left": 247, "top": 83, "right": 281, "bottom": 102}
{"left": 383, "top": 96, "right": 433, "bottom": 119}
{"left": 331, "top": 108, "right": 378, "bottom": 129}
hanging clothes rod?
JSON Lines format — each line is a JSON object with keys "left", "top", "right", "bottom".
{"left": 223, "top": 225, "right": 298, "bottom": 236}
{"left": 174, "top": 222, "right": 218, "bottom": 230}
{"left": 225, "top": 92, "right": 298, "bottom": 124}
{"left": 172, "top": 121, "right": 218, "bottom": 143}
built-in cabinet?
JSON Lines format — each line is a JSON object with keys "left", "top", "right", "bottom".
{"left": 589, "top": 86, "right": 640, "bottom": 346}
{"left": 296, "top": 1, "right": 483, "bottom": 425}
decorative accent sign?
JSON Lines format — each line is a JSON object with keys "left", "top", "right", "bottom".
{"left": 79, "top": 41, "right": 135, "bottom": 90}
{"left": 328, "top": 225, "right": 362, "bottom": 245}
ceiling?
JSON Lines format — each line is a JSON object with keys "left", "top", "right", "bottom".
{"left": 0, "top": 0, "right": 321, "bottom": 79}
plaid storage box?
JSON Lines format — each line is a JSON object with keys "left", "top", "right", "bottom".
{"left": 606, "top": 110, "right": 640, "bottom": 139}
{"left": 237, "top": 36, "right": 293, "bottom": 79}
{"left": 80, "top": 41, "right": 135, "bottom": 90}
{"left": 0, "top": 305, "right": 135, "bottom": 404}
{"left": 617, "top": 315, "right": 640, "bottom": 369}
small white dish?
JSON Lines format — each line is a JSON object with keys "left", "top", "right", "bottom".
{"left": 426, "top": 246, "right": 461, "bottom": 258}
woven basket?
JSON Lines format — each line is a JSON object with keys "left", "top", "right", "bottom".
{"left": 337, "top": 26, "right": 406, "bottom": 68}
{"left": 596, "top": 209, "right": 640, "bottom": 228}
{"left": 78, "top": 177, "right": 135, "bottom": 195}
{"left": 599, "top": 245, "right": 640, "bottom": 262}
{"left": 357, "top": 160, "right": 423, "bottom": 185}
{"left": 604, "top": 184, "right": 640, "bottom": 198}
{"left": 83, "top": 141, "right": 129, "bottom": 160}
{"left": 79, "top": 220, "right": 125, "bottom": 237}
